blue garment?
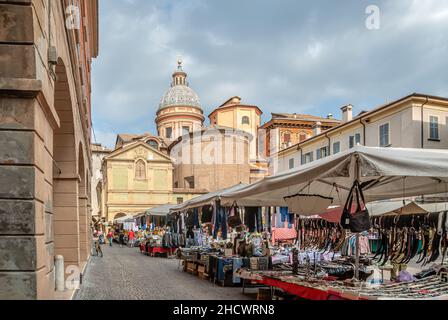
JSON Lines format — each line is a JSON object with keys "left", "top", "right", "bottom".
{"left": 213, "top": 206, "right": 220, "bottom": 239}
{"left": 280, "top": 207, "right": 289, "bottom": 222}
{"left": 193, "top": 208, "right": 200, "bottom": 228}
{"left": 221, "top": 206, "right": 228, "bottom": 240}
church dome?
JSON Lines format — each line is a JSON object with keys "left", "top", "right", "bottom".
{"left": 158, "top": 59, "right": 202, "bottom": 111}
{"left": 159, "top": 84, "right": 201, "bottom": 110}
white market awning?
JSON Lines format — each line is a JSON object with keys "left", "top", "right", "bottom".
{"left": 114, "top": 215, "right": 135, "bottom": 223}
{"left": 170, "top": 183, "right": 248, "bottom": 213}
{"left": 220, "top": 146, "right": 448, "bottom": 211}
{"left": 147, "top": 204, "right": 178, "bottom": 217}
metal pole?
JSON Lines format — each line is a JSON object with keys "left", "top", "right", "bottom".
{"left": 355, "top": 233, "right": 360, "bottom": 280}
{"left": 355, "top": 154, "right": 360, "bottom": 281}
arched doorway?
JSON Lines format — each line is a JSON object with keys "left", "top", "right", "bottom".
{"left": 52, "top": 59, "right": 80, "bottom": 276}
{"left": 113, "top": 212, "right": 127, "bottom": 220}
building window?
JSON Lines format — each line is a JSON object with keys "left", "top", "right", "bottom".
{"left": 283, "top": 132, "right": 291, "bottom": 143}
{"left": 299, "top": 133, "right": 307, "bottom": 142}
{"left": 147, "top": 140, "right": 158, "bottom": 149}
{"left": 289, "top": 158, "right": 295, "bottom": 170}
{"left": 316, "top": 146, "right": 328, "bottom": 160}
{"left": 349, "top": 133, "right": 361, "bottom": 149}
{"left": 185, "top": 176, "right": 195, "bottom": 189}
{"left": 429, "top": 116, "right": 439, "bottom": 140}
{"left": 182, "top": 126, "right": 190, "bottom": 135}
{"left": 242, "top": 116, "right": 250, "bottom": 125}
{"left": 355, "top": 133, "right": 361, "bottom": 146}
{"left": 174, "top": 182, "right": 179, "bottom": 188}
{"left": 166, "top": 127, "right": 173, "bottom": 139}
{"left": 333, "top": 142, "right": 341, "bottom": 155}
{"left": 302, "top": 152, "right": 314, "bottom": 165}
{"left": 379, "top": 123, "right": 390, "bottom": 147}
{"left": 135, "top": 160, "right": 146, "bottom": 180}
{"left": 177, "top": 197, "right": 184, "bottom": 204}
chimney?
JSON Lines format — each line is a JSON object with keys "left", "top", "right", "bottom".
{"left": 312, "top": 122, "right": 322, "bottom": 136}
{"left": 341, "top": 104, "right": 353, "bottom": 123}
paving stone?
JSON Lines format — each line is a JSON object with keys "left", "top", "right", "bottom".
{"left": 75, "top": 245, "right": 254, "bottom": 300}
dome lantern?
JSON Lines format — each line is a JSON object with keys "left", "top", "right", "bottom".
{"left": 158, "top": 60, "right": 202, "bottom": 111}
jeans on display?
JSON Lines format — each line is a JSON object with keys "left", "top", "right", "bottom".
{"left": 213, "top": 205, "right": 228, "bottom": 240}
{"left": 193, "top": 208, "right": 200, "bottom": 228}
{"left": 244, "top": 207, "right": 257, "bottom": 232}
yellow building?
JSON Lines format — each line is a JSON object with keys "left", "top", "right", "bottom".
{"left": 103, "top": 140, "right": 173, "bottom": 221}
{"left": 209, "top": 96, "right": 262, "bottom": 161}
{"left": 102, "top": 135, "right": 205, "bottom": 222}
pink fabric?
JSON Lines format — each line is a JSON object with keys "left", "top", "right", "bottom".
{"left": 319, "top": 204, "right": 358, "bottom": 223}
{"left": 271, "top": 227, "right": 297, "bottom": 244}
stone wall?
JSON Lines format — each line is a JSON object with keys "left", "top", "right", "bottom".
{"left": 0, "top": 0, "right": 98, "bottom": 299}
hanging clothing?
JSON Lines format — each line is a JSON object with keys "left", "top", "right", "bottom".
{"left": 280, "top": 207, "right": 289, "bottom": 223}
{"left": 193, "top": 208, "right": 200, "bottom": 228}
{"left": 256, "top": 207, "right": 263, "bottom": 233}
{"left": 201, "top": 205, "right": 213, "bottom": 223}
{"left": 212, "top": 205, "right": 228, "bottom": 240}
{"left": 221, "top": 206, "right": 228, "bottom": 240}
{"left": 244, "top": 207, "right": 258, "bottom": 232}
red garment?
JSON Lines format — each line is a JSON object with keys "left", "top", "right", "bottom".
{"left": 129, "top": 231, "right": 135, "bottom": 240}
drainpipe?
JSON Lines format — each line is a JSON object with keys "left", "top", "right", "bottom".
{"left": 325, "top": 133, "right": 331, "bottom": 155}
{"left": 421, "top": 96, "right": 429, "bottom": 149}
{"left": 297, "top": 145, "right": 303, "bottom": 165}
{"left": 360, "top": 119, "right": 367, "bottom": 146}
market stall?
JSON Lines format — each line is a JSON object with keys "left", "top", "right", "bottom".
{"left": 216, "top": 146, "right": 448, "bottom": 299}
{"left": 139, "top": 203, "right": 178, "bottom": 257}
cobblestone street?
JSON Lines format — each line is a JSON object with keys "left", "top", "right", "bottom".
{"left": 75, "top": 245, "right": 254, "bottom": 300}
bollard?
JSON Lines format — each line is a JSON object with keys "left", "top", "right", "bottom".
{"left": 55, "top": 255, "right": 65, "bottom": 292}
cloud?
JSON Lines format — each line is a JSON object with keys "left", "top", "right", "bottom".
{"left": 92, "top": 0, "right": 448, "bottom": 149}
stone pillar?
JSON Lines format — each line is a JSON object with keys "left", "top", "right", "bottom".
{"left": 53, "top": 177, "right": 80, "bottom": 277}
{"left": 78, "top": 193, "right": 89, "bottom": 264}
{"left": 55, "top": 255, "right": 65, "bottom": 292}
{"left": 0, "top": 1, "right": 55, "bottom": 300}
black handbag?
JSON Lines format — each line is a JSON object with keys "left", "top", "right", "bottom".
{"left": 349, "top": 181, "right": 371, "bottom": 233}
{"left": 227, "top": 205, "right": 242, "bottom": 228}
{"left": 340, "top": 183, "right": 356, "bottom": 229}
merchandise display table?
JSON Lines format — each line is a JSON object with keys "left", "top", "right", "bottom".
{"left": 140, "top": 243, "right": 175, "bottom": 257}
{"left": 236, "top": 269, "right": 448, "bottom": 300}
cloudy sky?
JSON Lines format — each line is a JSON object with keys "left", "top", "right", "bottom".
{"left": 91, "top": 0, "right": 448, "bottom": 148}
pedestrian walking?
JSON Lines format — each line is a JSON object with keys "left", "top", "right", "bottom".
{"left": 92, "top": 231, "right": 103, "bottom": 257}
{"left": 119, "top": 232, "right": 125, "bottom": 248}
{"left": 128, "top": 229, "right": 135, "bottom": 248}
{"left": 107, "top": 229, "right": 114, "bottom": 247}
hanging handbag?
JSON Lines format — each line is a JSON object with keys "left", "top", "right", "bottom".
{"left": 349, "top": 181, "right": 372, "bottom": 233}
{"left": 340, "top": 183, "right": 356, "bottom": 229}
{"left": 228, "top": 205, "right": 243, "bottom": 228}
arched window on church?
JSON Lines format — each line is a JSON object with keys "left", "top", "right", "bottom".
{"left": 299, "top": 132, "right": 308, "bottom": 142}
{"left": 283, "top": 131, "right": 291, "bottom": 143}
{"left": 147, "top": 140, "right": 159, "bottom": 150}
{"left": 135, "top": 160, "right": 146, "bottom": 180}
{"left": 242, "top": 116, "right": 250, "bottom": 125}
